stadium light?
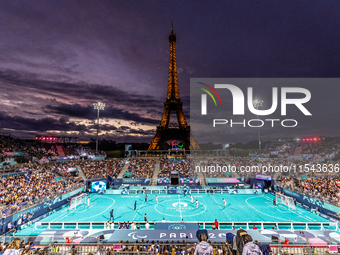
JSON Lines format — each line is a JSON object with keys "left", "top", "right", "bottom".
{"left": 93, "top": 102, "right": 106, "bottom": 155}
{"left": 253, "top": 99, "right": 263, "bottom": 150}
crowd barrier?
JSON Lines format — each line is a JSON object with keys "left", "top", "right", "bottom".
{"left": 35, "top": 221, "right": 337, "bottom": 231}
{"left": 0, "top": 239, "right": 334, "bottom": 254}
{"left": 41, "top": 242, "right": 340, "bottom": 255}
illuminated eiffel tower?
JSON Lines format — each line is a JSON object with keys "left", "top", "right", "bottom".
{"left": 148, "top": 25, "right": 200, "bottom": 150}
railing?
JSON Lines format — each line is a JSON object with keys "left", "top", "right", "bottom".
{"left": 0, "top": 237, "right": 334, "bottom": 254}
{"left": 41, "top": 242, "right": 340, "bottom": 255}
{"left": 35, "top": 221, "right": 338, "bottom": 231}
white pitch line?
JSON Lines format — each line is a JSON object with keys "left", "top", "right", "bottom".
{"left": 304, "top": 216, "right": 315, "bottom": 221}
{"left": 75, "top": 202, "right": 97, "bottom": 213}
{"left": 211, "top": 194, "right": 231, "bottom": 220}
{"left": 132, "top": 200, "right": 145, "bottom": 221}
{"left": 261, "top": 195, "right": 271, "bottom": 200}
{"left": 264, "top": 202, "right": 288, "bottom": 213}
{"left": 245, "top": 197, "right": 292, "bottom": 222}
{"left": 178, "top": 194, "right": 183, "bottom": 220}
{"left": 60, "top": 196, "right": 116, "bottom": 222}
{"left": 50, "top": 210, "right": 69, "bottom": 223}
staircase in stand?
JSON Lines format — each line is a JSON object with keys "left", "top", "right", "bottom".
{"left": 117, "top": 160, "right": 130, "bottom": 178}
{"left": 56, "top": 145, "right": 65, "bottom": 157}
{"left": 76, "top": 164, "right": 87, "bottom": 181}
{"left": 151, "top": 160, "right": 161, "bottom": 186}
{"left": 194, "top": 159, "right": 207, "bottom": 186}
{"left": 293, "top": 145, "right": 302, "bottom": 156}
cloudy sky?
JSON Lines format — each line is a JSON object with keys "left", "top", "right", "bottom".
{"left": 0, "top": 1, "right": 339, "bottom": 143}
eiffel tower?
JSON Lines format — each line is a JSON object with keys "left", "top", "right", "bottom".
{"left": 148, "top": 25, "right": 200, "bottom": 150}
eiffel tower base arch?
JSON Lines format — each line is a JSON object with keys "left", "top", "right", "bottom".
{"left": 148, "top": 128, "right": 199, "bottom": 150}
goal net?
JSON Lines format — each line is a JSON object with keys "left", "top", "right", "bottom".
{"left": 276, "top": 193, "right": 296, "bottom": 210}
{"left": 69, "top": 193, "right": 87, "bottom": 210}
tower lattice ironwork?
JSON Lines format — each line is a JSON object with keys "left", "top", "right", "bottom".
{"left": 148, "top": 25, "right": 200, "bottom": 150}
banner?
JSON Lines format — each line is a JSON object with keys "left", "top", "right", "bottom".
{"left": 0, "top": 186, "right": 85, "bottom": 233}
{"left": 0, "top": 172, "right": 25, "bottom": 177}
{"left": 255, "top": 174, "right": 272, "bottom": 181}
{"left": 125, "top": 144, "right": 132, "bottom": 158}
{"left": 227, "top": 189, "right": 262, "bottom": 195}
{"left": 167, "top": 186, "right": 192, "bottom": 194}
{"left": 275, "top": 186, "right": 340, "bottom": 215}
{"left": 130, "top": 186, "right": 166, "bottom": 191}
{"left": 157, "top": 178, "right": 200, "bottom": 185}
{"left": 31, "top": 228, "right": 340, "bottom": 244}
{"left": 154, "top": 222, "right": 199, "bottom": 230}
{"left": 105, "top": 189, "right": 128, "bottom": 195}
{"left": 157, "top": 178, "right": 170, "bottom": 185}
{"left": 109, "top": 178, "right": 150, "bottom": 186}
{"left": 206, "top": 178, "right": 243, "bottom": 184}
{"left": 3, "top": 152, "right": 22, "bottom": 156}
{"left": 123, "top": 178, "right": 150, "bottom": 185}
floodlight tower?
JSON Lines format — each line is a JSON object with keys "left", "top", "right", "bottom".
{"left": 93, "top": 102, "right": 105, "bottom": 155}
{"left": 253, "top": 99, "right": 263, "bottom": 150}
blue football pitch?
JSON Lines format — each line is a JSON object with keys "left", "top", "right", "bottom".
{"left": 15, "top": 193, "right": 330, "bottom": 236}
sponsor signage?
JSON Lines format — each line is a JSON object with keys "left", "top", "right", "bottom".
{"left": 206, "top": 178, "right": 242, "bottom": 184}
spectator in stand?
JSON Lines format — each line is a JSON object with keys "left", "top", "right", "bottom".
{"left": 194, "top": 230, "right": 212, "bottom": 255}
{"left": 0, "top": 163, "right": 83, "bottom": 218}
{"left": 242, "top": 235, "right": 263, "bottom": 255}
{"left": 81, "top": 160, "right": 124, "bottom": 179}
{"left": 3, "top": 238, "right": 20, "bottom": 255}
{"left": 125, "top": 159, "right": 154, "bottom": 178}
{"left": 159, "top": 159, "right": 196, "bottom": 178}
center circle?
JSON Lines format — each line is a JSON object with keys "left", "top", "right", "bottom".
{"left": 155, "top": 199, "right": 206, "bottom": 217}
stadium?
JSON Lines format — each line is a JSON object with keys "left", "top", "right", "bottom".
{"left": 1, "top": 135, "right": 340, "bottom": 254}
{"left": 1, "top": 1, "right": 340, "bottom": 255}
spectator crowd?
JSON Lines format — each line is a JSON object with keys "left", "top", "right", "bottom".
{"left": 159, "top": 159, "right": 196, "bottom": 178}
{"left": 125, "top": 159, "right": 154, "bottom": 178}
{"left": 80, "top": 160, "right": 125, "bottom": 179}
